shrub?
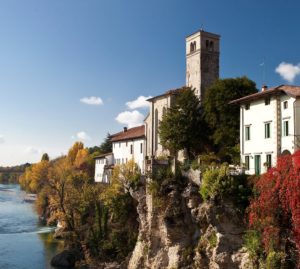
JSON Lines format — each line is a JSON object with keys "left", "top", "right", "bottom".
{"left": 208, "top": 231, "right": 217, "bottom": 248}
{"left": 243, "top": 230, "right": 263, "bottom": 264}
{"left": 265, "top": 251, "right": 284, "bottom": 269}
{"left": 200, "top": 164, "right": 252, "bottom": 209}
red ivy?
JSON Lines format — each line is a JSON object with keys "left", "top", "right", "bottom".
{"left": 248, "top": 151, "right": 300, "bottom": 261}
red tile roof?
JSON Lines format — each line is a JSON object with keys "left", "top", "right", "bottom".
{"left": 110, "top": 125, "right": 145, "bottom": 142}
{"left": 230, "top": 85, "right": 300, "bottom": 104}
{"left": 94, "top": 152, "right": 113, "bottom": 159}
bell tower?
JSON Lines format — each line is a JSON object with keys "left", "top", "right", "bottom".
{"left": 186, "top": 29, "right": 220, "bottom": 100}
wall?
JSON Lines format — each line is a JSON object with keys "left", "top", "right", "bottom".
{"left": 241, "top": 93, "right": 296, "bottom": 175}
{"left": 113, "top": 138, "right": 145, "bottom": 173}
{"left": 146, "top": 95, "right": 172, "bottom": 158}
{"left": 94, "top": 154, "right": 113, "bottom": 183}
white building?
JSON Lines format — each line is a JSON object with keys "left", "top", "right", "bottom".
{"left": 94, "top": 153, "right": 114, "bottom": 183}
{"left": 111, "top": 126, "right": 146, "bottom": 173}
{"left": 145, "top": 29, "right": 220, "bottom": 159}
{"left": 94, "top": 125, "right": 146, "bottom": 183}
{"left": 231, "top": 85, "right": 300, "bottom": 175}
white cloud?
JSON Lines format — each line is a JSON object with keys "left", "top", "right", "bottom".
{"left": 275, "top": 62, "right": 300, "bottom": 83}
{"left": 126, "top": 96, "right": 152, "bottom": 109}
{"left": 80, "top": 96, "right": 103, "bottom": 105}
{"left": 115, "top": 110, "right": 144, "bottom": 128}
{"left": 25, "top": 146, "right": 41, "bottom": 155}
{"left": 0, "top": 135, "right": 4, "bottom": 144}
{"left": 74, "top": 131, "right": 91, "bottom": 141}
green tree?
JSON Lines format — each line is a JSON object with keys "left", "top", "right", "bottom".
{"left": 41, "top": 153, "right": 50, "bottom": 162}
{"left": 159, "top": 87, "right": 208, "bottom": 159}
{"left": 203, "top": 77, "right": 257, "bottom": 162}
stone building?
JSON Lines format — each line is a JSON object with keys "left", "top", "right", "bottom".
{"left": 145, "top": 29, "right": 220, "bottom": 159}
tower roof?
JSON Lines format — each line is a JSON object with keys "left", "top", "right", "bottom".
{"left": 186, "top": 29, "right": 220, "bottom": 39}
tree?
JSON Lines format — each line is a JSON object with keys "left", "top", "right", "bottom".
{"left": 89, "top": 133, "right": 112, "bottom": 155}
{"left": 203, "top": 76, "right": 257, "bottom": 162}
{"left": 159, "top": 87, "right": 208, "bottom": 159}
{"left": 41, "top": 153, "right": 50, "bottom": 162}
{"left": 68, "top": 142, "right": 84, "bottom": 164}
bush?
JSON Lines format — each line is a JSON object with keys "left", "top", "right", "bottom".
{"left": 200, "top": 164, "right": 252, "bottom": 209}
{"left": 265, "top": 251, "right": 284, "bottom": 269}
{"left": 243, "top": 230, "right": 262, "bottom": 264}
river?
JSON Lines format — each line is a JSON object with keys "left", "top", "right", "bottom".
{"left": 0, "top": 183, "right": 64, "bottom": 269}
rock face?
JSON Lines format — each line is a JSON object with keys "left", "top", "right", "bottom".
{"left": 51, "top": 249, "right": 80, "bottom": 268}
{"left": 128, "top": 172, "right": 252, "bottom": 269}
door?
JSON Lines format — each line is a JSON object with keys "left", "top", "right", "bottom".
{"left": 255, "top": 155, "right": 261, "bottom": 175}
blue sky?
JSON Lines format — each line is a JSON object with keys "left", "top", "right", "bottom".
{"left": 1, "top": 0, "right": 300, "bottom": 166}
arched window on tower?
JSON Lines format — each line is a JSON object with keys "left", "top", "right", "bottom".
{"left": 154, "top": 109, "right": 159, "bottom": 152}
{"left": 190, "top": 41, "right": 196, "bottom": 53}
{"left": 209, "top": 41, "right": 214, "bottom": 51}
{"left": 206, "top": 40, "right": 209, "bottom": 49}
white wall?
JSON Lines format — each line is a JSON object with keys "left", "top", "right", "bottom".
{"left": 146, "top": 95, "right": 172, "bottom": 158}
{"left": 113, "top": 138, "right": 145, "bottom": 173}
{"left": 241, "top": 93, "right": 296, "bottom": 175}
{"left": 94, "top": 154, "right": 113, "bottom": 183}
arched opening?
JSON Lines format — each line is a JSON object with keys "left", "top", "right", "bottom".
{"left": 162, "top": 107, "right": 167, "bottom": 117}
{"left": 190, "top": 41, "right": 196, "bottom": 53}
{"left": 209, "top": 41, "right": 214, "bottom": 51}
{"left": 282, "top": 150, "right": 291, "bottom": 156}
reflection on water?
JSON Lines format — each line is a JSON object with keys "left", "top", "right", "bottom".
{"left": 0, "top": 184, "right": 64, "bottom": 269}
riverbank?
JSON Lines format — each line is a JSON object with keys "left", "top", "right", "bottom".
{"left": 0, "top": 183, "right": 63, "bottom": 269}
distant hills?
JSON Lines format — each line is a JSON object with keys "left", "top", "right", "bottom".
{"left": 0, "top": 163, "right": 31, "bottom": 183}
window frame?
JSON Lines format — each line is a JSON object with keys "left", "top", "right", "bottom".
{"left": 265, "top": 122, "right": 271, "bottom": 138}
{"left": 283, "top": 120, "right": 289, "bottom": 136}
{"left": 245, "top": 126, "right": 251, "bottom": 141}
{"left": 245, "top": 155, "right": 250, "bottom": 170}
{"left": 266, "top": 154, "right": 272, "bottom": 169}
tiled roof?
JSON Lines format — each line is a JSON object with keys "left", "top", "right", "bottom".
{"left": 94, "top": 152, "right": 113, "bottom": 159}
{"left": 147, "top": 87, "right": 185, "bottom": 102}
{"left": 230, "top": 85, "right": 300, "bottom": 104}
{"left": 110, "top": 125, "right": 145, "bottom": 142}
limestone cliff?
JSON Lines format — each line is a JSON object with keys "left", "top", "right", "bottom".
{"left": 127, "top": 172, "right": 252, "bottom": 269}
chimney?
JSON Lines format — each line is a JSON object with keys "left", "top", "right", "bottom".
{"left": 123, "top": 127, "right": 127, "bottom": 132}
{"left": 262, "top": 85, "right": 268, "bottom": 92}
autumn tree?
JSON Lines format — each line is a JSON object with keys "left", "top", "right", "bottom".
{"left": 203, "top": 77, "right": 257, "bottom": 162}
{"left": 247, "top": 152, "right": 300, "bottom": 268}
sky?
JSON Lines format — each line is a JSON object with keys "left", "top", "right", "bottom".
{"left": 1, "top": 0, "right": 300, "bottom": 166}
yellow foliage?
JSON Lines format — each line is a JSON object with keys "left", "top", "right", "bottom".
{"left": 74, "top": 148, "right": 89, "bottom": 169}
{"left": 68, "top": 141, "right": 84, "bottom": 164}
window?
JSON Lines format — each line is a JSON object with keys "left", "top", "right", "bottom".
{"left": 284, "top": 101, "right": 288, "bottom": 109}
{"left": 126, "top": 141, "right": 128, "bottom": 147}
{"left": 283, "top": 120, "right": 289, "bottom": 136}
{"left": 265, "top": 98, "right": 270, "bottom": 105}
{"left": 245, "top": 126, "right": 250, "bottom": 140}
{"left": 266, "top": 154, "right": 272, "bottom": 169}
{"left": 140, "top": 143, "right": 143, "bottom": 153}
{"left": 130, "top": 144, "right": 133, "bottom": 154}
{"left": 119, "top": 142, "right": 121, "bottom": 147}
{"left": 190, "top": 41, "right": 196, "bottom": 53}
{"left": 265, "top": 122, "right": 270, "bottom": 138}
{"left": 245, "top": 103, "right": 250, "bottom": 110}
{"left": 245, "top": 156, "right": 250, "bottom": 170}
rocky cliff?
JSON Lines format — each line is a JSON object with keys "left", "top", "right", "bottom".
{"left": 127, "top": 171, "right": 252, "bottom": 269}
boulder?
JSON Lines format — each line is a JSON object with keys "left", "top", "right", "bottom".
{"left": 50, "top": 249, "right": 80, "bottom": 268}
